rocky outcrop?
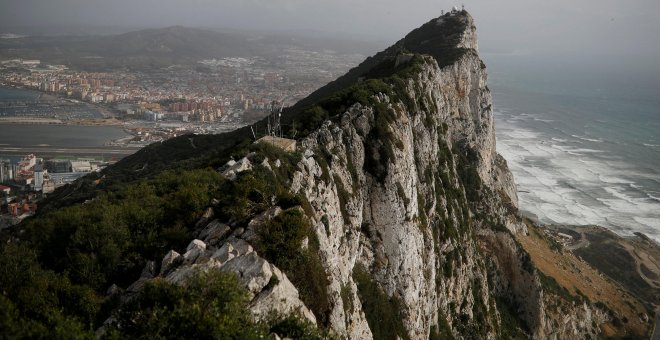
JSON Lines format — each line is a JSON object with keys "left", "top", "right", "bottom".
{"left": 114, "top": 10, "right": 606, "bottom": 339}
{"left": 280, "top": 10, "right": 599, "bottom": 340}
{"left": 128, "top": 221, "right": 317, "bottom": 326}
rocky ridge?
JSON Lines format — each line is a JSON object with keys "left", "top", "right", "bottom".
{"left": 110, "top": 10, "right": 650, "bottom": 339}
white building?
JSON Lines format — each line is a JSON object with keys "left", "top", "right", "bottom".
{"left": 33, "top": 164, "right": 44, "bottom": 191}
{"left": 70, "top": 161, "right": 93, "bottom": 173}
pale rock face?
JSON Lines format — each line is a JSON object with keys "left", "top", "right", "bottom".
{"left": 541, "top": 302, "right": 606, "bottom": 340}
{"left": 182, "top": 239, "right": 206, "bottom": 264}
{"left": 113, "top": 12, "right": 601, "bottom": 339}
{"left": 283, "top": 15, "right": 597, "bottom": 339}
{"left": 286, "top": 29, "right": 507, "bottom": 336}
{"left": 221, "top": 157, "right": 253, "bottom": 180}
{"left": 250, "top": 264, "right": 317, "bottom": 324}
{"left": 159, "top": 250, "right": 181, "bottom": 276}
{"left": 155, "top": 237, "right": 316, "bottom": 325}
{"left": 197, "top": 220, "right": 231, "bottom": 246}
{"left": 220, "top": 252, "right": 273, "bottom": 294}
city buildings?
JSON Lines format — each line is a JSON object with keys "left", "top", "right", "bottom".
{"left": 1, "top": 155, "right": 102, "bottom": 193}
{"left": 0, "top": 159, "right": 16, "bottom": 182}
{"left": 0, "top": 51, "right": 363, "bottom": 125}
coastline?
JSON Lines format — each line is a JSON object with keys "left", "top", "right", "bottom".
{"left": 493, "top": 99, "right": 660, "bottom": 243}
{"left": 0, "top": 82, "right": 121, "bottom": 126}
{"left": 0, "top": 117, "right": 124, "bottom": 126}
{"left": 0, "top": 122, "right": 139, "bottom": 159}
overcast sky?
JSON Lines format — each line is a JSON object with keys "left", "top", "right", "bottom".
{"left": 2, "top": 0, "right": 660, "bottom": 58}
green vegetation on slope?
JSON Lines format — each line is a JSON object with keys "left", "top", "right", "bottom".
{"left": 352, "top": 264, "right": 409, "bottom": 340}
{"left": 106, "top": 270, "right": 262, "bottom": 339}
{"left": 494, "top": 297, "right": 529, "bottom": 340}
{"left": 22, "top": 169, "right": 225, "bottom": 291}
{"left": 255, "top": 208, "right": 331, "bottom": 326}
{"left": 575, "top": 241, "right": 655, "bottom": 310}
{"left": 0, "top": 168, "right": 225, "bottom": 335}
{"left": 106, "top": 270, "right": 324, "bottom": 339}
{"left": 0, "top": 143, "right": 327, "bottom": 337}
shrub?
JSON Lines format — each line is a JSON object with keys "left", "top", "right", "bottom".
{"left": 352, "top": 264, "right": 409, "bottom": 340}
{"left": 107, "top": 270, "right": 262, "bottom": 339}
{"left": 255, "top": 209, "right": 331, "bottom": 326}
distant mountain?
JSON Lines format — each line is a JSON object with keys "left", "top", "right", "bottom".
{"left": 0, "top": 26, "right": 381, "bottom": 70}
{"left": 90, "top": 26, "right": 259, "bottom": 59}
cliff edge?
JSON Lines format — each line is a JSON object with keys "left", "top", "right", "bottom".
{"left": 118, "top": 10, "right": 642, "bottom": 339}
{"left": 3, "top": 9, "right": 653, "bottom": 340}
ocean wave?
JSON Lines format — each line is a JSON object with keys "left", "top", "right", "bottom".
{"left": 497, "top": 120, "right": 660, "bottom": 242}
{"left": 598, "top": 175, "right": 633, "bottom": 184}
{"left": 634, "top": 217, "right": 660, "bottom": 229}
{"left": 648, "top": 194, "right": 660, "bottom": 202}
{"left": 571, "top": 134, "right": 603, "bottom": 143}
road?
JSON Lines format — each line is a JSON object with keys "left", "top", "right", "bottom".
{"left": 566, "top": 230, "right": 590, "bottom": 250}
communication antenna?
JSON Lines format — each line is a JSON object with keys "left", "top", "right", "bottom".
{"left": 268, "top": 96, "right": 287, "bottom": 138}
{"left": 267, "top": 101, "right": 274, "bottom": 136}
{"left": 290, "top": 120, "right": 298, "bottom": 139}
{"left": 278, "top": 101, "right": 285, "bottom": 138}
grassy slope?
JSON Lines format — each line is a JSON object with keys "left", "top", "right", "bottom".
{"left": 571, "top": 226, "right": 660, "bottom": 309}
{"left": 517, "top": 220, "right": 651, "bottom": 338}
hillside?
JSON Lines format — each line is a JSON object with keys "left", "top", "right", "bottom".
{"left": 1, "top": 10, "right": 655, "bottom": 339}
{"left": 0, "top": 26, "right": 379, "bottom": 70}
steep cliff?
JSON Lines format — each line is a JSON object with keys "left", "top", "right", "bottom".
{"left": 270, "top": 12, "right": 587, "bottom": 338}
{"left": 113, "top": 10, "right": 616, "bottom": 339}
{"left": 5, "top": 9, "right": 652, "bottom": 340}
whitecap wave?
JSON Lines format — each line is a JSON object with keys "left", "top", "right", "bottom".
{"left": 571, "top": 134, "right": 604, "bottom": 143}
{"left": 496, "top": 122, "right": 660, "bottom": 242}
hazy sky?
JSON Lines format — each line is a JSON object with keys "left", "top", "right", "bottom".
{"left": 2, "top": 0, "right": 660, "bottom": 58}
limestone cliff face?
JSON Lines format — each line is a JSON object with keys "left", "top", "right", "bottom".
{"left": 118, "top": 11, "right": 605, "bottom": 339}
{"left": 282, "top": 11, "right": 599, "bottom": 339}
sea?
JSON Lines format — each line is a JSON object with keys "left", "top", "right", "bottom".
{"left": 484, "top": 54, "right": 660, "bottom": 242}
{"left": 0, "top": 86, "right": 42, "bottom": 102}
{"left": 0, "top": 123, "right": 129, "bottom": 148}
{"left": 0, "top": 86, "right": 131, "bottom": 160}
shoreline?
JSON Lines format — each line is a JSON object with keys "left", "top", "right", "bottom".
{"left": 0, "top": 117, "right": 124, "bottom": 126}
{"left": 494, "top": 107, "right": 660, "bottom": 244}
{"left": 0, "top": 146, "right": 138, "bottom": 155}
{"left": 0, "top": 83, "right": 122, "bottom": 125}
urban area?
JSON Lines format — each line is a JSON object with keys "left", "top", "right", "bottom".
{"left": 0, "top": 49, "right": 364, "bottom": 229}
{"left": 0, "top": 154, "right": 108, "bottom": 228}
{"left": 0, "top": 49, "right": 362, "bottom": 127}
